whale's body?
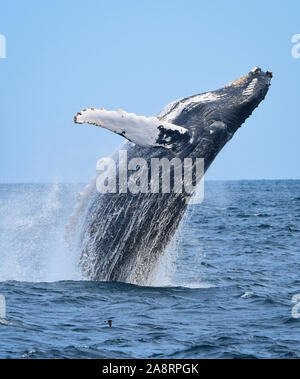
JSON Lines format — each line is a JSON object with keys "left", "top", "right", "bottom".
{"left": 74, "top": 68, "right": 272, "bottom": 284}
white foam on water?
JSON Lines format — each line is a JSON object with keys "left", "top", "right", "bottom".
{"left": 181, "top": 282, "right": 214, "bottom": 289}
{"left": 0, "top": 319, "right": 13, "bottom": 326}
{"left": 241, "top": 291, "right": 254, "bottom": 299}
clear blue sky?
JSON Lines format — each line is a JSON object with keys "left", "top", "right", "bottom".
{"left": 0, "top": 0, "right": 299, "bottom": 182}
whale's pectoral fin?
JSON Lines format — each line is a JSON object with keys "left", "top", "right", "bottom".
{"left": 74, "top": 108, "right": 191, "bottom": 149}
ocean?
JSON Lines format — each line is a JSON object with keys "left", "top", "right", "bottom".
{"left": 0, "top": 180, "right": 299, "bottom": 358}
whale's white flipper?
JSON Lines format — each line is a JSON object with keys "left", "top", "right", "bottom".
{"left": 74, "top": 108, "right": 190, "bottom": 149}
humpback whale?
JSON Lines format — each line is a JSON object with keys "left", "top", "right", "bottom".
{"left": 73, "top": 67, "right": 272, "bottom": 285}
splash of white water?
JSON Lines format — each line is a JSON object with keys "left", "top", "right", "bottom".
{"left": 0, "top": 180, "right": 209, "bottom": 287}
{"left": 0, "top": 183, "right": 82, "bottom": 282}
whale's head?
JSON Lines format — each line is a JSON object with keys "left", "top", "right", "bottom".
{"left": 159, "top": 67, "right": 272, "bottom": 157}
{"left": 219, "top": 67, "right": 273, "bottom": 133}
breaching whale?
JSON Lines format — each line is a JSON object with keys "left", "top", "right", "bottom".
{"left": 73, "top": 67, "right": 272, "bottom": 285}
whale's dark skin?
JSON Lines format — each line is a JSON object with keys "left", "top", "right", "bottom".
{"left": 78, "top": 67, "right": 272, "bottom": 284}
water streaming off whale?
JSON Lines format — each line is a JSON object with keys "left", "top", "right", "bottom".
{"left": 0, "top": 182, "right": 184, "bottom": 286}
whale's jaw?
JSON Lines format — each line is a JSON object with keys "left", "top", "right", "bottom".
{"left": 220, "top": 67, "right": 272, "bottom": 134}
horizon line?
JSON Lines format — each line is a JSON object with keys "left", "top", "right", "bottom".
{"left": 0, "top": 178, "right": 300, "bottom": 185}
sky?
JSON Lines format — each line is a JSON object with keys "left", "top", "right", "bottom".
{"left": 0, "top": 0, "right": 299, "bottom": 182}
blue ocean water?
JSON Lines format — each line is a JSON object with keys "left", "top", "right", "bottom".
{"left": 0, "top": 181, "right": 300, "bottom": 358}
